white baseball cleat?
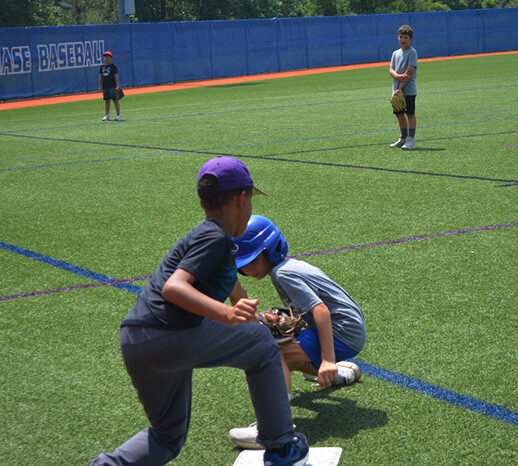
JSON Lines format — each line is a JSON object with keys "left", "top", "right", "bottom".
{"left": 303, "top": 361, "right": 361, "bottom": 386}
{"left": 115, "top": 114, "right": 122, "bottom": 121}
{"left": 401, "top": 137, "right": 416, "bottom": 150}
{"left": 390, "top": 138, "right": 406, "bottom": 148}
{"left": 335, "top": 361, "right": 361, "bottom": 385}
{"left": 102, "top": 114, "right": 110, "bottom": 121}
{"left": 229, "top": 422, "right": 298, "bottom": 450}
{"left": 229, "top": 423, "right": 262, "bottom": 450}
{"left": 303, "top": 372, "right": 318, "bottom": 382}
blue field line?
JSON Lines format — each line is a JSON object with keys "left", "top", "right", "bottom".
{"left": 0, "top": 241, "right": 143, "bottom": 294}
{"left": 1, "top": 116, "right": 518, "bottom": 174}
{"left": 354, "top": 360, "right": 518, "bottom": 425}
{"left": 2, "top": 239, "right": 517, "bottom": 426}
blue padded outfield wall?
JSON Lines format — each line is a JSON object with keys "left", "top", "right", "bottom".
{"left": 1, "top": 8, "right": 517, "bottom": 101}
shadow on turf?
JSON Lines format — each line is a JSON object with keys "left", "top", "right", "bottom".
{"left": 290, "top": 384, "right": 388, "bottom": 442}
{"left": 410, "top": 147, "right": 445, "bottom": 152}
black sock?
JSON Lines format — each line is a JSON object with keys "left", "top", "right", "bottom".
{"left": 401, "top": 128, "right": 408, "bottom": 139}
{"left": 409, "top": 128, "right": 416, "bottom": 138}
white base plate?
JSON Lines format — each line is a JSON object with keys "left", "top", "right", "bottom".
{"left": 234, "top": 447, "right": 343, "bottom": 466}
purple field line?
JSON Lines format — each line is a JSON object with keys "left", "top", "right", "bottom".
{"left": 289, "top": 222, "right": 518, "bottom": 258}
{"left": 0, "top": 275, "right": 151, "bottom": 301}
{"left": 2, "top": 222, "right": 516, "bottom": 302}
{"left": 0, "top": 147, "right": 130, "bottom": 162}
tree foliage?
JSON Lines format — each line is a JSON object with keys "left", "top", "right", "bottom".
{"left": 1, "top": 0, "right": 118, "bottom": 27}
{"left": 1, "top": 0, "right": 516, "bottom": 27}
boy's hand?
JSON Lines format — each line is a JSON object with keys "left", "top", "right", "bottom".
{"left": 257, "top": 307, "right": 307, "bottom": 344}
{"left": 227, "top": 298, "right": 259, "bottom": 325}
{"left": 318, "top": 360, "right": 338, "bottom": 388}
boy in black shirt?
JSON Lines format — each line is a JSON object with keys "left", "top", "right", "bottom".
{"left": 89, "top": 157, "right": 309, "bottom": 466}
{"left": 99, "top": 51, "right": 121, "bottom": 121}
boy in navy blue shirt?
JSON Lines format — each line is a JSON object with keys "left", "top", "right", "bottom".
{"left": 89, "top": 158, "right": 309, "bottom": 466}
{"left": 99, "top": 51, "right": 122, "bottom": 121}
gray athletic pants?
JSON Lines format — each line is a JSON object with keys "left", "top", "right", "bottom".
{"left": 89, "top": 318, "right": 294, "bottom": 465}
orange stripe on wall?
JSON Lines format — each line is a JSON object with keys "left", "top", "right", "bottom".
{"left": 1, "top": 50, "right": 517, "bottom": 111}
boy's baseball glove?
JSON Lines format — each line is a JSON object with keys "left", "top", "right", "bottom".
{"left": 116, "top": 87, "right": 125, "bottom": 100}
{"left": 390, "top": 91, "right": 406, "bottom": 112}
{"left": 258, "top": 307, "right": 307, "bottom": 345}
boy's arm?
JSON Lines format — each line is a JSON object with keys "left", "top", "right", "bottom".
{"left": 311, "top": 302, "right": 339, "bottom": 387}
{"left": 163, "top": 268, "right": 258, "bottom": 324}
{"left": 98, "top": 73, "right": 102, "bottom": 91}
{"left": 389, "top": 65, "right": 399, "bottom": 80}
{"left": 114, "top": 73, "right": 120, "bottom": 89}
{"left": 392, "top": 65, "right": 415, "bottom": 92}
{"left": 400, "top": 65, "right": 415, "bottom": 85}
{"left": 229, "top": 279, "right": 248, "bottom": 305}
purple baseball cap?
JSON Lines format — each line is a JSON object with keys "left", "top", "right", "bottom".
{"left": 197, "top": 157, "right": 267, "bottom": 196}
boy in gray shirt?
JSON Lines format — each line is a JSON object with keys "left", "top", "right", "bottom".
{"left": 229, "top": 215, "right": 366, "bottom": 449}
{"left": 389, "top": 25, "right": 418, "bottom": 150}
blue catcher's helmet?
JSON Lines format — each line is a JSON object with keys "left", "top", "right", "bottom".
{"left": 232, "top": 215, "right": 289, "bottom": 269}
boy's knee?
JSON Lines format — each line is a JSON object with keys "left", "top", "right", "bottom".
{"left": 245, "top": 320, "right": 277, "bottom": 343}
{"left": 258, "top": 321, "right": 275, "bottom": 338}
{"left": 151, "top": 427, "right": 186, "bottom": 459}
{"left": 251, "top": 324, "right": 281, "bottom": 358}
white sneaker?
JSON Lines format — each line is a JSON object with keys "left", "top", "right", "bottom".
{"left": 102, "top": 114, "right": 110, "bottom": 121}
{"left": 335, "top": 361, "right": 362, "bottom": 385}
{"left": 303, "top": 372, "right": 318, "bottom": 382}
{"left": 229, "top": 423, "right": 262, "bottom": 449}
{"left": 401, "top": 137, "right": 416, "bottom": 150}
{"left": 303, "top": 361, "right": 361, "bottom": 386}
{"left": 229, "top": 422, "right": 297, "bottom": 449}
{"left": 115, "top": 114, "right": 122, "bottom": 121}
{"left": 390, "top": 138, "right": 405, "bottom": 148}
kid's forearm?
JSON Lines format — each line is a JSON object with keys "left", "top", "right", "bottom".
{"left": 163, "top": 279, "right": 232, "bottom": 323}
{"left": 312, "top": 303, "right": 336, "bottom": 364}
{"left": 229, "top": 280, "right": 248, "bottom": 305}
{"left": 399, "top": 66, "right": 415, "bottom": 86}
{"left": 390, "top": 66, "right": 413, "bottom": 86}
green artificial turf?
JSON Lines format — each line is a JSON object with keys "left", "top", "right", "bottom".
{"left": 1, "top": 53, "right": 517, "bottom": 464}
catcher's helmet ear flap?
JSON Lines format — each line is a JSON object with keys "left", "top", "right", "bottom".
{"left": 232, "top": 215, "right": 289, "bottom": 269}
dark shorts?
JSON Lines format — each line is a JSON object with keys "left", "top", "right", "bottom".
{"left": 103, "top": 88, "right": 117, "bottom": 101}
{"left": 394, "top": 94, "right": 416, "bottom": 115}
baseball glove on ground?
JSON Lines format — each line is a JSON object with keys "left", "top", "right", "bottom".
{"left": 258, "top": 307, "right": 307, "bottom": 345}
{"left": 115, "top": 87, "right": 125, "bottom": 100}
{"left": 390, "top": 91, "right": 406, "bottom": 112}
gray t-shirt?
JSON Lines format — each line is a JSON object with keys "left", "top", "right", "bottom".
{"left": 391, "top": 46, "right": 418, "bottom": 95}
{"left": 270, "top": 258, "right": 366, "bottom": 352}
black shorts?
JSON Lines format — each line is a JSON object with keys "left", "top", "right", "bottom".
{"left": 103, "top": 88, "right": 117, "bottom": 101}
{"left": 394, "top": 95, "right": 416, "bottom": 115}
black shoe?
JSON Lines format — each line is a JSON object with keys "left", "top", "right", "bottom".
{"left": 263, "top": 433, "right": 309, "bottom": 465}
